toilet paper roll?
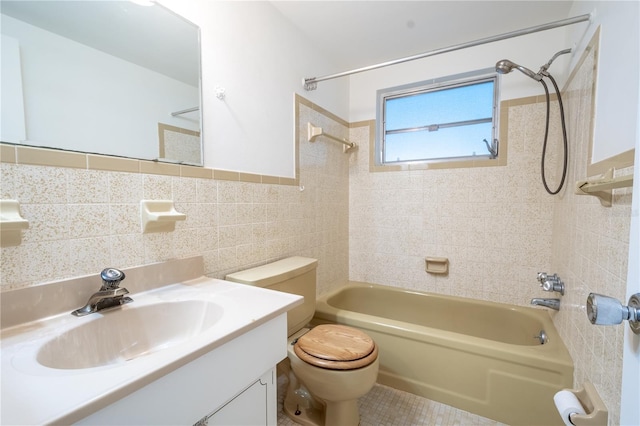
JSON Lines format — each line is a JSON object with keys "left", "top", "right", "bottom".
{"left": 554, "top": 390, "right": 587, "bottom": 426}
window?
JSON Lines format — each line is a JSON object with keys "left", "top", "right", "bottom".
{"left": 375, "top": 69, "right": 499, "bottom": 167}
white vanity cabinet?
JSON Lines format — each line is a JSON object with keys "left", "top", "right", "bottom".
{"left": 1, "top": 257, "right": 301, "bottom": 426}
{"left": 205, "top": 368, "right": 276, "bottom": 426}
{"left": 76, "top": 314, "right": 286, "bottom": 425}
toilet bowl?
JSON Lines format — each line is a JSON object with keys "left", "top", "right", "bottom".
{"left": 225, "top": 257, "right": 379, "bottom": 426}
{"left": 285, "top": 325, "right": 379, "bottom": 426}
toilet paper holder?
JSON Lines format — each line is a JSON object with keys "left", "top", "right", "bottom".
{"left": 562, "top": 382, "right": 608, "bottom": 426}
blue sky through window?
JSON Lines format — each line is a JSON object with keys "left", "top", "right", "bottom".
{"left": 382, "top": 79, "right": 495, "bottom": 163}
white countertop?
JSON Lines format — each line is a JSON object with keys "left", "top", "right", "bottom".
{"left": 1, "top": 277, "right": 302, "bottom": 425}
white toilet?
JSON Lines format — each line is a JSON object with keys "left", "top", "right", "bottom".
{"left": 226, "top": 257, "right": 379, "bottom": 426}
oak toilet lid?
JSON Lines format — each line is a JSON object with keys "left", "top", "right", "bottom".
{"left": 294, "top": 324, "right": 378, "bottom": 370}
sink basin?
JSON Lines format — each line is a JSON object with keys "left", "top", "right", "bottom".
{"left": 37, "top": 300, "right": 223, "bottom": 370}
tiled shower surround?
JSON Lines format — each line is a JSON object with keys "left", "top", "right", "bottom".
{"left": 347, "top": 41, "right": 631, "bottom": 425}
{"left": 0, "top": 45, "right": 632, "bottom": 424}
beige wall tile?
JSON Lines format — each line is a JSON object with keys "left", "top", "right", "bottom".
{"left": 13, "top": 165, "right": 67, "bottom": 204}
{"left": 109, "top": 172, "right": 143, "bottom": 204}
{"left": 143, "top": 174, "right": 172, "bottom": 200}
{"left": 1, "top": 144, "right": 17, "bottom": 163}
{"left": 0, "top": 83, "right": 629, "bottom": 423}
{"left": 17, "top": 146, "right": 86, "bottom": 169}
{"left": 181, "top": 165, "right": 212, "bottom": 179}
{"left": 67, "top": 169, "right": 110, "bottom": 204}
{"left": 139, "top": 160, "right": 180, "bottom": 177}
{"left": 88, "top": 155, "right": 139, "bottom": 173}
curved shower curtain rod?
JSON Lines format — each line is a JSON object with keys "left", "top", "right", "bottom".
{"left": 303, "top": 13, "right": 591, "bottom": 91}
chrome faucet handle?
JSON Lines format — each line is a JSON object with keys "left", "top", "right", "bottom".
{"left": 100, "top": 268, "right": 126, "bottom": 290}
{"left": 587, "top": 293, "right": 640, "bottom": 334}
{"left": 537, "top": 272, "right": 564, "bottom": 295}
{"left": 537, "top": 272, "right": 549, "bottom": 283}
{"left": 542, "top": 278, "right": 564, "bottom": 295}
{"left": 537, "top": 272, "right": 559, "bottom": 283}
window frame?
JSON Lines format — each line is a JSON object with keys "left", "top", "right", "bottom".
{"left": 375, "top": 68, "right": 501, "bottom": 169}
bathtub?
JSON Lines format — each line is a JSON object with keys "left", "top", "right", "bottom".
{"left": 312, "top": 282, "right": 573, "bottom": 426}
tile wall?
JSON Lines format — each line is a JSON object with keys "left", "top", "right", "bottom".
{"left": 348, "top": 98, "right": 561, "bottom": 305}
{"left": 0, "top": 96, "right": 349, "bottom": 297}
{"left": 550, "top": 40, "right": 632, "bottom": 425}
{"left": 347, "top": 38, "right": 632, "bottom": 425}
{"left": 0, "top": 44, "right": 632, "bottom": 423}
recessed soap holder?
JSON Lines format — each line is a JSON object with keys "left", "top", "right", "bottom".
{"left": 0, "top": 200, "right": 29, "bottom": 247}
{"left": 425, "top": 257, "right": 449, "bottom": 275}
{"left": 140, "top": 200, "right": 186, "bottom": 234}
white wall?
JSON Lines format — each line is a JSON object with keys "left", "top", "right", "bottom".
{"left": 567, "top": 0, "right": 639, "bottom": 164}
{"left": 1, "top": 15, "right": 199, "bottom": 160}
{"left": 0, "top": 35, "right": 26, "bottom": 143}
{"left": 160, "top": 0, "right": 349, "bottom": 178}
{"left": 348, "top": 26, "right": 576, "bottom": 122}
{"left": 620, "top": 35, "right": 640, "bottom": 426}
{"left": 621, "top": 110, "right": 639, "bottom": 426}
{"left": 348, "top": 1, "right": 638, "bottom": 164}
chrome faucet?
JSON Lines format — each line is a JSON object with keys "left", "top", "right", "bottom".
{"left": 537, "top": 272, "right": 565, "bottom": 295}
{"left": 530, "top": 298, "right": 560, "bottom": 311}
{"left": 72, "top": 268, "right": 133, "bottom": 316}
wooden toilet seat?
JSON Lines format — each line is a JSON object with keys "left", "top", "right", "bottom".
{"left": 294, "top": 324, "right": 378, "bottom": 370}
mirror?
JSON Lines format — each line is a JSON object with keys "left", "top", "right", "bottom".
{"left": 1, "top": 1, "right": 202, "bottom": 165}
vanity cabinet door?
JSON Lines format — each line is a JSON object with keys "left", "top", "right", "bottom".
{"left": 204, "top": 368, "right": 276, "bottom": 426}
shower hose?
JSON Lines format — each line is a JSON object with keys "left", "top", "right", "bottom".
{"left": 538, "top": 73, "right": 569, "bottom": 195}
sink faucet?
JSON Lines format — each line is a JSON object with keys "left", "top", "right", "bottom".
{"left": 530, "top": 298, "right": 560, "bottom": 311}
{"left": 72, "top": 268, "right": 133, "bottom": 316}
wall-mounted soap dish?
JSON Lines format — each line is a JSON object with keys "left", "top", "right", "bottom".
{"left": 425, "top": 257, "right": 449, "bottom": 275}
{"left": 140, "top": 200, "right": 186, "bottom": 234}
{"left": 1, "top": 200, "right": 29, "bottom": 247}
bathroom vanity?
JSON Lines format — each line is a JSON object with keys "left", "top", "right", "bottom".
{"left": 0, "top": 256, "right": 302, "bottom": 425}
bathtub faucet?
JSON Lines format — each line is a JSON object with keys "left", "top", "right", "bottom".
{"left": 530, "top": 298, "right": 560, "bottom": 311}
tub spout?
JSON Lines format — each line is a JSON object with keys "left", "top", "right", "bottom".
{"left": 531, "top": 298, "right": 560, "bottom": 311}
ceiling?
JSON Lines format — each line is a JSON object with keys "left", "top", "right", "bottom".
{"left": 271, "top": 1, "right": 575, "bottom": 71}
{"left": 1, "top": 1, "right": 576, "bottom": 86}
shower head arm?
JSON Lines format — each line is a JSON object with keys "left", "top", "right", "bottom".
{"left": 539, "top": 48, "right": 572, "bottom": 74}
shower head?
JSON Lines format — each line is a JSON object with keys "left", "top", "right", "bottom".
{"left": 495, "top": 59, "right": 542, "bottom": 81}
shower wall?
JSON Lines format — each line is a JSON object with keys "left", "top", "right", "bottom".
{"left": 347, "top": 35, "right": 632, "bottom": 425}
{"left": 348, "top": 97, "right": 562, "bottom": 306}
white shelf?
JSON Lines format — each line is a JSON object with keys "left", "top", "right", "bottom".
{"left": 140, "top": 200, "right": 186, "bottom": 233}
{"left": 575, "top": 168, "right": 634, "bottom": 207}
{"left": 0, "top": 200, "right": 29, "bottom": 247}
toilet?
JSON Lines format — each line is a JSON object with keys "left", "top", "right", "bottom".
{"left": 225, "top": 257, "right": 379, "bottom": 426}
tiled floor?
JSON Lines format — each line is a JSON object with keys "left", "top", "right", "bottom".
{"left": 276, "top": 373, "right": 506, "bottom": 426}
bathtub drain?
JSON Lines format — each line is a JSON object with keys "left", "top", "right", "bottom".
{"left": 534, "top": 329, "right": 548, "bottom": 344}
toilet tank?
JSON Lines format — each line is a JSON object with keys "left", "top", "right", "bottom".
{"left": 225, "top": 257, "right": 318, "bottom": 336}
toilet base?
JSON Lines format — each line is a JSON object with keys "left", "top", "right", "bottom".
{"left": 283, "top": 369, "right": 324, "bottom": 426}
{"left": 324, "top": 400, "right": 360, "bottom": 426}
{"left": 283, "top": 390, "right": 325, "bottom": 426}
{"left": 283, "top": 368, "right": 362, "bottom": 426}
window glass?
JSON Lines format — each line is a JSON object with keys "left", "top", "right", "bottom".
{"left": 376, "top": 70, "right": 499, "bottom": 166}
